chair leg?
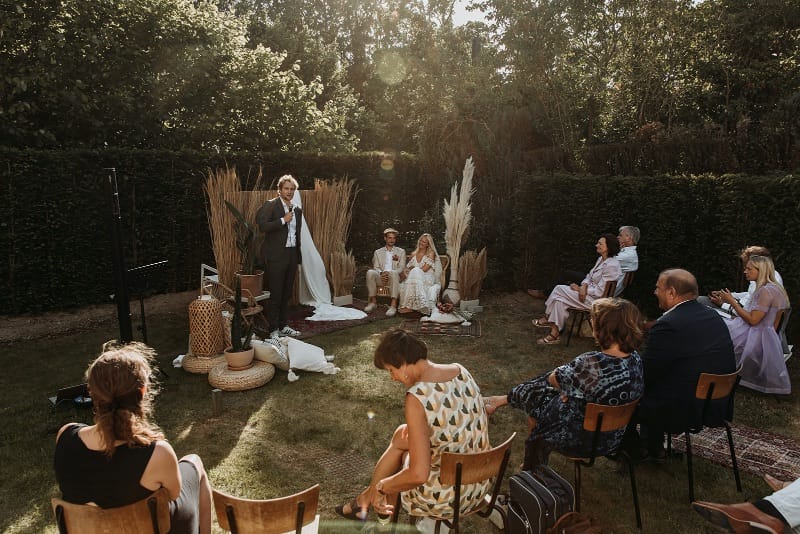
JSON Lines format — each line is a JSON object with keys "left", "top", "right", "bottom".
{"left": 573, "top": 461, "right": 582, "bottom": 512}
{"left": 685, "top": 432, "right": 695, "bottom": 502}
{"left": 724, "top": 422, "right": 743, "bottom": 492}
{"left": 622, "top": 453, "right": 642, "bottom": 529}
{"left": 565, "top": 313, "right": 577, "bottom": 347}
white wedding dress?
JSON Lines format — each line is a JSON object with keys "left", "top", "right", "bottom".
{"left": 291, "top": 190, "right": 366, "bottom": 322}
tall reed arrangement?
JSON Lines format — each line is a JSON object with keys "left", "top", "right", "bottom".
{"left": 301, "top": 178, "right": 359, "bottom": 291}
{"left": 442, "top": 157, "right": 475, "bottom": 304}
{"left": 330, "top": 250, "right": 356, "bottom": 297}
{"left": 204, "top": 167, "right": 264, "bottom": 288}
{"left": 459, "top": 248, "right": 488, "bottom": 300}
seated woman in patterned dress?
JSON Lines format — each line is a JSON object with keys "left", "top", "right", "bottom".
{"left": 334, "top": 328, "right": 490, "bottom": 523}
{"left": 716, "top": 255, "right": 791, "bottom": 394}
{"left": 486, "top": 298, "right": 644, "bottom": 468}
{"left": 54, "top": 342, "right": 212, "bottom": 534}
{"left": 399, "top": 233, "right": 442, "bottom": 315}
{"left": 533, "top": 233, "right": 622, "bottom": 344}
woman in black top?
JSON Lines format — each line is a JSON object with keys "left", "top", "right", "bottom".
{"left": 54, "top": 342, "right": 211, "bottom": 533}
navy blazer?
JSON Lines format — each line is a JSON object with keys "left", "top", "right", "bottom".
{"left": 256, "top": 197, "right": 302, "bottom": 264}
{"left": 641, "top": 299, "right": 736, "bottom": 431}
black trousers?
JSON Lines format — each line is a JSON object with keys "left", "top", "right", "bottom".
{"left": 266, "top": 247, "right": 299, "bottom": 330}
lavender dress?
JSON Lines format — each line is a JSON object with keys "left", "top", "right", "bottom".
{"left": 725, "top": 283, "right": 790, "bottom": 394}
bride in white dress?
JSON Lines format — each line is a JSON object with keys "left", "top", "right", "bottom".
{"left": 399, "top": 233, "right": 442, "bottom": 315}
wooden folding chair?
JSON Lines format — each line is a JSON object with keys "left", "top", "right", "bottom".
{"left": 555, "top": 400, "right": 642, "bottom": 529}
{"left": 51, "top": 488, "right": 170, "bottom": 534}
{"left": 392, "top": 432, "right": 516, "bottom": 533}
{"left": 213, "top": 484, "right": 320, "bottom": 534}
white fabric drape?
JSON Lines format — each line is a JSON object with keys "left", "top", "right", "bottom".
{"left": 292, "top": 190, "right": 366, "bottom": 321}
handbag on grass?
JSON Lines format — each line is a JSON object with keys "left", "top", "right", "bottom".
{"left": 507, "top": 465, "right": 575, "bottom": 534}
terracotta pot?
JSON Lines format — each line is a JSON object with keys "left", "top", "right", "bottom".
{"left": 236, "top": 270, "right": 264, "bottom": 298}
{"left": 223, "top": 346, "right": 255, "bottom": 371}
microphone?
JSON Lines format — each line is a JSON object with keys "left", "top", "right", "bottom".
{"left": 287, "top": 203, "right": 294, "bottom": 213}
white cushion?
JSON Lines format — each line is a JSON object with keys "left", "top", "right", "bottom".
{"left": 252, "top": 339, "right": 290, "bottom": 371}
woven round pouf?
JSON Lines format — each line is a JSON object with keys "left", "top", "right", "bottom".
{"left": 208, "top": 361, "right": 276, "bottom": 391}
{"left": 189, "top": 296, "right": 225, "bottom": 357}
{"left": 182, "top": 353, "right": 226, "bottom": 374}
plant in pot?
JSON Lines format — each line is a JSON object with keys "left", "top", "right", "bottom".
{"left": 224, "top": 278, "right": 256, "bottom": 370}
{"left": 224, "top": 200, "right": 264, "bottom": 298}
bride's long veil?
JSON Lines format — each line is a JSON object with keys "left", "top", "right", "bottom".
{"left": 292, "top": 190, "right": 366, "bottom": 321}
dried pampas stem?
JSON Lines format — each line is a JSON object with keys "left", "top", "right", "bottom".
{"left": 442, "top": 157, "right": 475, "bottom": 305}
{"left": 458, "top": 248, "right": 488, "bottom": 300}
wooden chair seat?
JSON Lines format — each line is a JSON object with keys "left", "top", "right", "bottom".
{"left": 51, "top": 487, "right": 170, "bottom": 534}
{"left": 213, "top": 484, "right": 320, "bottom": 534}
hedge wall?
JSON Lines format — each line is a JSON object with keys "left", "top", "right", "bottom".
{"left": 0, "top": 148, "right": 440, "bottom": 315}
{"left": 2, "top": 148, "right": 798, "bottom": 343}
{"left": 510, "top": 173, "right": 800, "bottom": 332}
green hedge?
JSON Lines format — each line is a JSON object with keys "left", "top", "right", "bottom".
{"left": 509, "top": 173, "right": 800, "bottom": 332}
{"left": 0, "top": 148, "right": 436, "bottom": 314}
{"left": 2, "top": 148, "right": 798, "bottom": 343}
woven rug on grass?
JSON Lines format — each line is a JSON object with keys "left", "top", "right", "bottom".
{"left": 400, "top": 319, "right": 482, "bottom": 337}
{"left": 284, "top": 299, "right": 393, "bottom": 339}
{"left": 669, "top": 424, "right": 800, "bottom": 481}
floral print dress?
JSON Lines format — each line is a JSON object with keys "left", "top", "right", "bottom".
{"left": 401, "top": 364, "right": 491, "bottom": 518}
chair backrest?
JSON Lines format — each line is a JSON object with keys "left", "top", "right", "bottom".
{"left": 601, "top": 279, "right": 618, "bottom": 298}
{"left": 213, "top": 484, "right": 320, "bottom": 534}
{"left": 439, "top": 432, "right": 516, "bottom": 486}
{"left": 774, "top": 307, "right": 791, "bottom": 333}
{"left": 439, "top": 255, "right": 450, "bottom": 289}
{"left": 695, "top": 367, "right": 741, "bottom": 426}
{"left": 620, "top": 271, "right": 635, "bottom": 294}
{"left": 582, "top": 400, "right": 639, "bottom": 433}
{"left": 51, "top": 488, "right": 170, "bottom": 534}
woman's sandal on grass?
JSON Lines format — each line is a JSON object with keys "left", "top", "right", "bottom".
{"left": 335, "top": 498, "right": 367, "bottom": 521}
{"left": 537, "top": 334, "right": 560, "bottom": 345}
{"left": 532, "top": 318, "right": 550, "bottom": 328}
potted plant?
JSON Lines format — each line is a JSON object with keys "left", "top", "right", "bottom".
{"left": 224, "top": 200, "right": 264, "bottom": 297}
{"left": 224, "top": 278, "right": 256, "bottom": 370}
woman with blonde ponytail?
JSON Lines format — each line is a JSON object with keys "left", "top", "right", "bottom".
{"left": 54, "top": 342, "right": 211, "bottom": 533}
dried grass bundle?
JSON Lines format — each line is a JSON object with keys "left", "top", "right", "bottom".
{"left": 330, "top": 250, "right": 356, "bottom": 297}
{"left": 459, "top": 248, "right": 488, "bottom": 300}
{"left": 443, "top": 157, "right": 475, "bottom": 297}
{"left": 301, "top": 178, "right": 359, "bottom": 290}
{"left": 204, "top": 167, "right": 265, "bottom": 288}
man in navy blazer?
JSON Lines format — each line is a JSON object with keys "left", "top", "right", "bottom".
{"left": 632, "top": 268, "right": 736, "bottom": 460}
{"left": 256, "top": 175, "right": 303, "bottom": 339}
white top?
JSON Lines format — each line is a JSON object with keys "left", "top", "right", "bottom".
{"left": 614, "top": 246, "right": 638, "bottom": 296}
{"left": 281, "top": 200, "right": 297, "bottom": 247}
{"left": 384, "top": 249, "right": 394, "bottom": 271}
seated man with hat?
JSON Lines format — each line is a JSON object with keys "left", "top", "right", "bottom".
{"left": 364, "top": 228, "right": 406, "bottom": 317}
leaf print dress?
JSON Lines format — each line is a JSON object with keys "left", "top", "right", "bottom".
{"left": 401, "top": 364, "right": 491, "bottom": 518}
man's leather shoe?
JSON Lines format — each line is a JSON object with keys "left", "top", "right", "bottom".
{"left": 692, "top": 501, "right": 783, "bottom": 533}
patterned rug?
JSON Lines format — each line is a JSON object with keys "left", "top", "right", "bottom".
{"left": 284, "top": 299, "right": 393, "bottom": 339}
{"left": 401, "top": 318, "right": 482, "bottom": 337}
{"left": 669, "top": 424, "right": 800, "bottom": 481}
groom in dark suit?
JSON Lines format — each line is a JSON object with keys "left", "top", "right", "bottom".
{"left": 631, "top": 268, "right": 736, "bottom": 460}
{"left": 256, "top": 175, "right": 303, "bottom": 339}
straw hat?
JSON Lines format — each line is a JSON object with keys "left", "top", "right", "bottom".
{"left": 383, "top": 228, "right": 399, "bottom": 236}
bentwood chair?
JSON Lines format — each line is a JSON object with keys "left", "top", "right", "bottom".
{"left": 666, "top": 367, "right": 743, "bottom": 502}
{"left": 554, "top": 401, "right": 642, "bottom": 529}
{"left": 52, "top": 488, "right": 170, "bottom": 534}
{"left": 391, "top": 432, "right": 516, "bottom": 534}
{"left": 564, "top": 280, "right": 617, "bottom": 346}
{"left": 212, "top": 484, "right": 320, "bottom": 534}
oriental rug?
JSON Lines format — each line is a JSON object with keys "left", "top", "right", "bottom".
{"left": 284, "top": 299, "right": 393, "bottom": 339}
{"left": 669, "top": 424, "right": 800, "bottom": 481}
{"left": 400, "top": 318, "right": 482, "bottom": 338}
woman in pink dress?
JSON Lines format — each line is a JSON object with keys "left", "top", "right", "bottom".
{"left": 716, "top": 255, "right": 790, "bottom": 394}
{"left": 533, "top": 234, "right": 621, "bottom": 344}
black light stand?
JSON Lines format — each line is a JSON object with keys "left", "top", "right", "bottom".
{"left": 127, "top": 260, "right": 168, "bottom": 345}
{"left": 106, "top": 167, "right": 133, "bottom": 343}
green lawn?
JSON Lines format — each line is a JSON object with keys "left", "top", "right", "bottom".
{"left": 1, "top": 291, "right": 797, "bottom": 533}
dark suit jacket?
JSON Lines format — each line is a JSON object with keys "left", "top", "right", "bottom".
{"left": 256, "top": 197, "right": 302, "bottom": 264}
{"left": 641, "top": 299, "right": 736, "bottom": 431}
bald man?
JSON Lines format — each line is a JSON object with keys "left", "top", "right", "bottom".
{"left": 628, "top": 269, "right": 736, "bottom": 461}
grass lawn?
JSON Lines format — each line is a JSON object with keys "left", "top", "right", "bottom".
{"left": 1, "top": 291, "right": 797, "bottom": 533}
